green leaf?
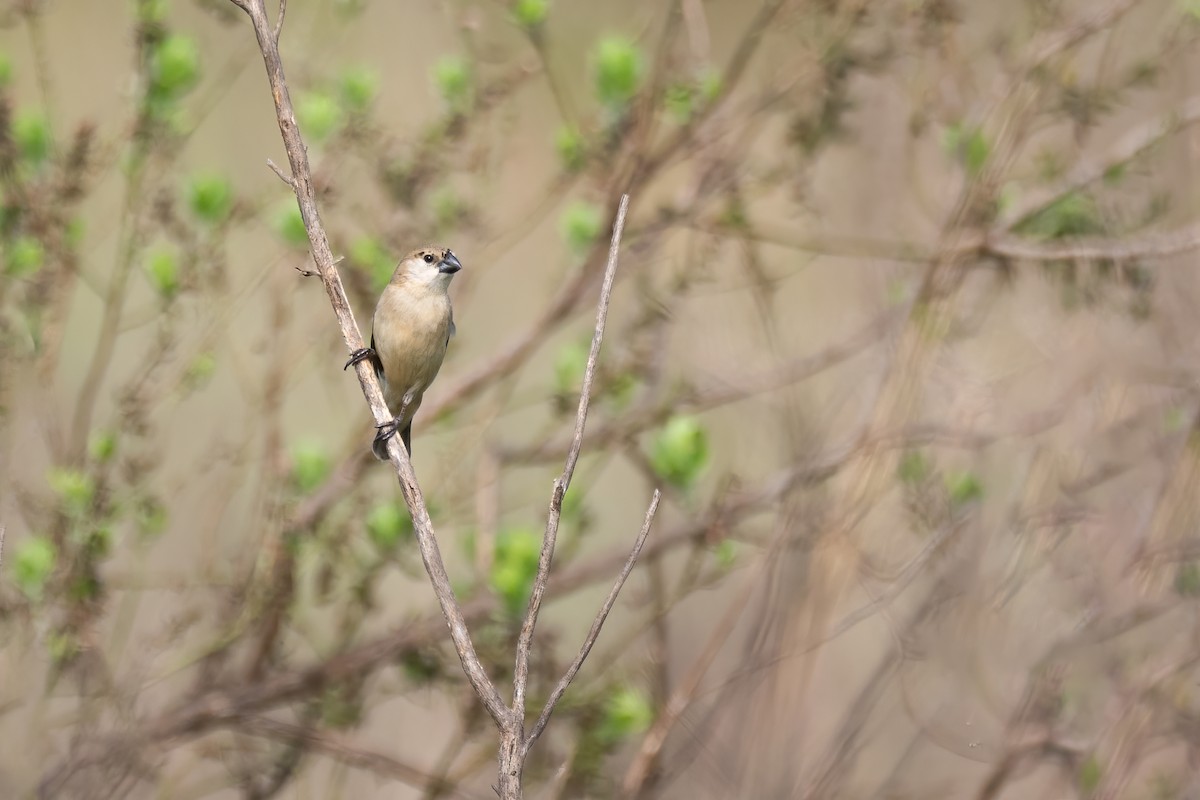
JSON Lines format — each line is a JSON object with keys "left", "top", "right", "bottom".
{"left": 150, "top": 35, "right": 201, "bottom": 100}
{"left": 0, "top": 52, "right": 13, "bottom": 87}
{"left": 274, "top": 201, "right": 309, "bottom": 249}
{"left": 554, "top": 125, "right": 586, "bottom": 172}
{"left": 367, "top": 502, "right": 413, "bottom": 551}
{"left": 598, "top": 686, "right": 653, "bottom": 743}
{"left": 144, "top": 246, "right": 180, "bottom": 298}
{"left": 593, "top": 36, "right": 644, "bottom": 108}
{"left": 297, "top": 91, "right": 343, "bottom": 142}
{"left": 12, "top": 536, "right": 56, "bottom": 601}
{"left": 945, "top": 470, "right": 984, "bottom": 507}
{"left": 559, "top": 201, "right": 602, "bottom": 255}
{"left": 290, "top": 440, "right": 331, "bottom": 493}
{"left": 339, "top": 66, "right": 379, "bottom": 114}
{"left": 490, "top": 527, "right": 541, "bottom": 616}
{"left": 650, "top": 416, "right": 710, "bottom": 490}
{"left": 48, "top": 467, "right": 94, "bottom": 515}
{"left": 13, "top": 110, "right": 51, "bottom": 166}
{"left": 6, "top": 235, "right": 45, "bottom": 277}
{"left": 432, "top": 56, "right": 472, "bottom": 114}
{"left": 186, "top": 172, "right": 233, "bottom": 224}
{"left": 513, "top": 0, "right": 549, "bottom": 28}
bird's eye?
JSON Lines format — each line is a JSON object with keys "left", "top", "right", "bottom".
{"left": 423, "top": 253, "right": 435, "bottom": 264}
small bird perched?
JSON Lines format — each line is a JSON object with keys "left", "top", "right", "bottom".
{"left": 344, "top": 246, "right": 462, "bottom": 460}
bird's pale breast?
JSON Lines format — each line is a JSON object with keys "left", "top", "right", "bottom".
{"left": 373, "top": 284, "right": 452, "bottom": 421}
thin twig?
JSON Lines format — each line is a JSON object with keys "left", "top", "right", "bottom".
{"left": 511, "top": 194, "right": 630, "bottom": 718}
{"left": 986, "top": 223, "right": 1200, "bottom": 262}
{"left": 273, "top": 0, "right": 287, "bottom": 44}
{"left": 239, "top": 715, "right": 486, "bottom": 800}
{"left": 267, "top": 157, "right": 295, "bottom": 188}
{"left": 524, "top": 489, "right": 661, "bottom": 755}
{"left": 0, "top": 523, "right": 5, "bottom": 571}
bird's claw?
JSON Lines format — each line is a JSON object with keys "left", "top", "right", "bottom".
{"left": 344, "top": 347, "right": 377, "bottom": 371}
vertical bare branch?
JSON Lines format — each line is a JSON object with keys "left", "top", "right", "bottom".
{"left": 227, "top": 0, "right": 510, "bottom": 729}
{"left": 511, "top": 194, "right": 630, "bottom": 719}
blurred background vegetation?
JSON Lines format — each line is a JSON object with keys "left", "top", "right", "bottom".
{"left": 4, "top": 0, "right": 1200, "bottom": 797}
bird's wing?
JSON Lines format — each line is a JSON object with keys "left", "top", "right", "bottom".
{"left": 368, "top": 327, "right": 384, "bottom": 381}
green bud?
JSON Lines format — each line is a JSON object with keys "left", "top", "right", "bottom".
{"left": 945, "top": 470, "right": 984, "bottom": 507}
{"left": 432, "top": 56, "right": 472, "bottom": 114}
{"left": 274, "top": 201, "right": 309, "bottom": 249}
{"left": 290, "top": 440, "right": 331, "bottom": 493}
{"left": 350, "top": 235, "right": 394, "bottom": 293}
{"left": 13, "top": 536, "right": 56, "bottom": 601}
{"left": 184, "top": 351, "right": 216, "bottom": 391}
{"left": 1078, "top": 755, "right": 1102, "bottom": 794}
{"left": 664, "top": 84, "right": 693, "bottom": 123}
{"left": 554, "top": 126, "right": 586, "bottom": 172}
{"left": 151, "top": 35, "right": 201, "bottom": 100}
{"left": 144, "top": 246, "right": 180, "bottom": 298}
{"left": 431, "top": 185, "right": 465, "bottom": 228}
{"left": 297, "top": 91, "right": 343, "bottom": 142}
{"left": 88, "top": 430, "right": 118, "bottom": 463}
{"left": 136, "top": 497, "right": 168, "bottom": 539}
{"left": 48, "top": 467, "right": 94, "bottom": 514}
{"left": 13, "top": 110, "right": 51, "bottom": 166}
{"left": 1176, "top": 562, "right": 1200, "bottom": 597}
{"left": 698, "top": 67, "right": 722, "bottom": 103}
{"left": 897, "top": 450, "right": 931, "bottom": 485}
{"left": 554, "top": 338, "right": 589, "bottom": 395}
{"left": 593, "top": 36, "right": 644, "bottom": 108}
{"left": 339, "top": 66, "right": 379, "bottom": 114}
{"left": 65, "top": 217, "right": 85, "bottom": 251}
{"left": 6, "top": 235, "right": 45, "bottom": 277}
{"left": 513, "top": 0, "right": 549, "bottom": 28}
{"left": 559, "top": 200, "right": 602, "bottom": 255}
{"left": 186, "top": 172, "right": 233, "bottom": 224}
{"left": 650, "top": 416, "right": 709, "bottom": 490}
{"left": 490, "top": 527, "right": 541, "bottom": 616}
{"left": 137, "top": 0, "right": 168, "bottom": 25}
{"left": 367, "top": 502, "right": 413, "bottom": 551}
{"left": 598, "top": 686, "right": 653, "bottom": 743}
{"left": 713, "top": 539, "right": 737, "bottom": 569}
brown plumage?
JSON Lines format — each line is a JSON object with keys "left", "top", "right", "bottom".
{"left": 345, "top": 246, "right": 461, "bottom": 459}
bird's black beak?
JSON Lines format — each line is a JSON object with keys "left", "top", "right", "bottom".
{"left": 438, "top": 251, "right": 462, "bottom": 274}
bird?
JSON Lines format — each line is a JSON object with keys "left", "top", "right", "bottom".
{"left": 344, "top": 246, "right": 462, "bottom": 460}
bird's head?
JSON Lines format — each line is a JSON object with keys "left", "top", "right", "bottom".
{"left": 393, "top": 246, "right": 462, "bottom": 291}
